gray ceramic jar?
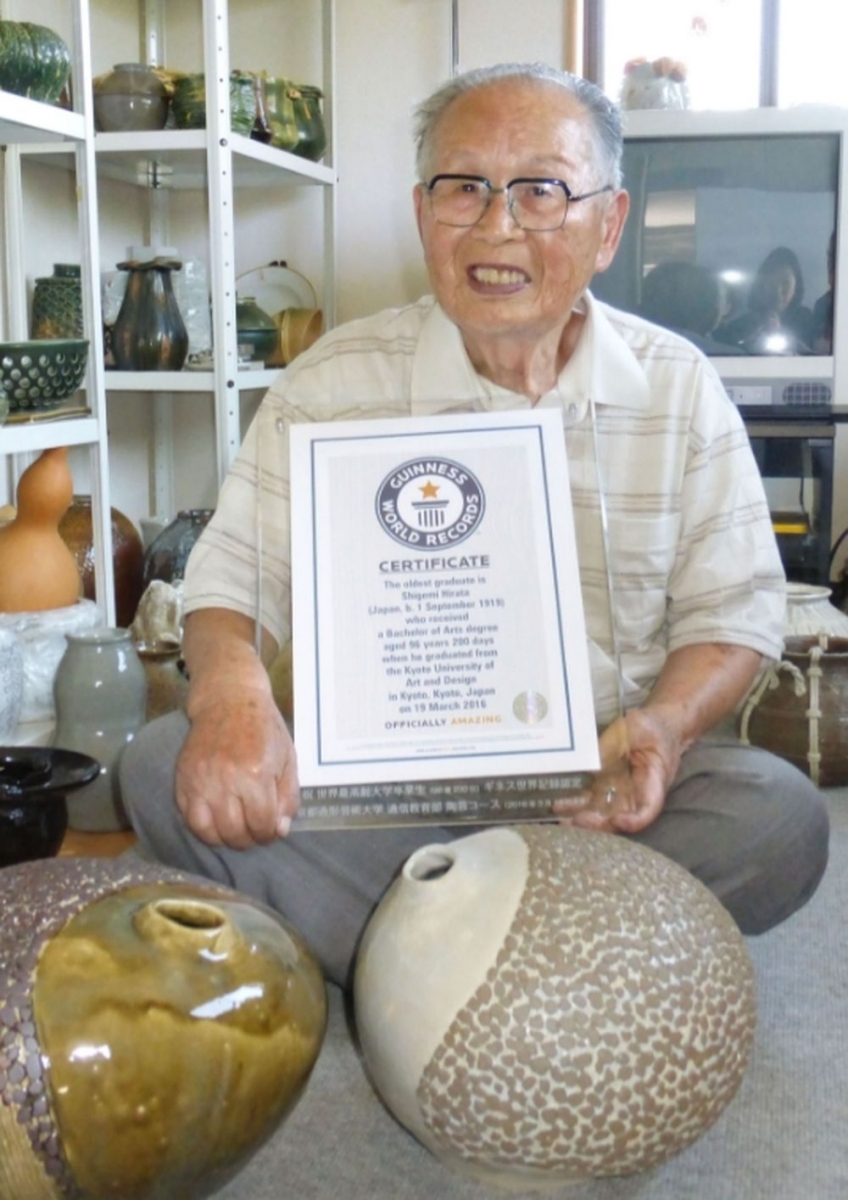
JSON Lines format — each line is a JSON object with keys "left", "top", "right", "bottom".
{"left": 93, "top": 62, "right": 169, "bottom": 132}
{"left": 52, "top": 628, "right": 147, "bottom": 831}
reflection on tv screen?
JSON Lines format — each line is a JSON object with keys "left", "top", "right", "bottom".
{"left": 592, "top": 134, "right": 838, "bottom": 357}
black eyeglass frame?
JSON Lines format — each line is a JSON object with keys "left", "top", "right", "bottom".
{"left": 424, "top": 174, "right": 614, "bottom": 231}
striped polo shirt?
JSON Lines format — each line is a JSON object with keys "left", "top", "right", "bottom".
{"left": 184, "top": 291, "right": 785, "bottom": 724}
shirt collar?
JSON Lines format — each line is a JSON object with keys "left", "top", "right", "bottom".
{"left": 410, "top": 291, "right": 650, "bottom": 417}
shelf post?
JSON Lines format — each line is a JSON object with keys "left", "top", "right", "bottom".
{"left": 203, "top": 0, "right": 241, "bottom": 486}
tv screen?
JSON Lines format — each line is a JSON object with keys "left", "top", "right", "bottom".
{"left": 592, "top": 133, "right": 839, "bottom": 358}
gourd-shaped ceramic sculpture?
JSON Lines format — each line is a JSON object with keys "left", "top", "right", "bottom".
{"left": 0, "top": 856, "right": 328, "bottom": 1200}
{"left": 0, "top": 447, "right": 81, "bottom": 612}
{"left": 355, "top": 825, "right": 756, "bottom": 1189}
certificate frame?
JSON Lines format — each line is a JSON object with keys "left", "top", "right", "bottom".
{"left": 287, "top": 409, "right": 601, "bottom": 825}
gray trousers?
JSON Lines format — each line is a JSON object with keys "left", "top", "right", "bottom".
{"left": 120, "top": 712, "right": 830, "bottom": 987}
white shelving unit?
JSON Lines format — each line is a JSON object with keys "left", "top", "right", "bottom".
{"left": 92, "top": 0, "right": 337, "bottom": 518}
{"left": 1, "top": 0, "right": 116, "bottom": 623}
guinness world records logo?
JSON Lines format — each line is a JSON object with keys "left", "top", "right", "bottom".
{"left": 375, "top": 456, "right": 485, "bottom": 547}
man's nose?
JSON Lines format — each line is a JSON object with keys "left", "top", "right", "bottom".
{"left": 475, "top": 189, "right": 522, "bottom": 236}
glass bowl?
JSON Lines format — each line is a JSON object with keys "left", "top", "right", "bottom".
{"left": 0, "top": 338, "right": 89, "bottom": 414}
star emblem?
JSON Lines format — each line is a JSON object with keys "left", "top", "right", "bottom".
{"left": 419, "top": 480, "right": 440, "bottom": 499}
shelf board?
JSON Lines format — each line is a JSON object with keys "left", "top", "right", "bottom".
{"left": 94, "top": 129, "right": 334, "bottom": 189}
{"left": 105, "top": 368, "right": 281, "bottom": 393}
{"left": 2, "top": 415, "right": 101, "bottom": 453}
{"left": 0, "top": 93, "right": 84, "bottom": 144}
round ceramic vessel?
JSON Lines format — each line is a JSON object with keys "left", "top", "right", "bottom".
{"left": 0, "top": 856, "right": 327, "bottom": 1200}
{"left": 93, "top": 62, "right": 169, "bottom": 132}
{"left": 53, "top": 627, "right": 147, "bottom": 831}
{"left": 0, "top": 746, "right": 99, "bottom": 866}
{"left": 0, "top": 338, "right": 88, "bottom": 412}
{"left": 355, "top": 824, "right": 756, "bottom": 1190}
{"left": 740, "top": 633, "right": 848, "bottom": 786}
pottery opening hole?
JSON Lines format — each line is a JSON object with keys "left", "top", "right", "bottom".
{"left": 153, "top": 899, "right": 226, "bottom": 930}
{"left": 407, "top": 847, "right": 456, "bottom": 882}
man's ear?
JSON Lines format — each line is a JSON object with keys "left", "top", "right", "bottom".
{"left": 594, "top": 189, "right": 630, "bottom": 275}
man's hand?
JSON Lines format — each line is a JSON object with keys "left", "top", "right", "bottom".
{"left": 175, "top": 607, "right": 300, "bottom": 849}
{"left": 176, "top": 686, "right": 299, "bottom": 848}
{"left": 553, "top": 642, "right": 765, "bottom": 836}
{"left": 553, "top": 706, "right": 682, "bottom": 833}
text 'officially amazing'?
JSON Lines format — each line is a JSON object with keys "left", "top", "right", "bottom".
{"left": 378, "top": 555, "right": 491, "bottom": 573}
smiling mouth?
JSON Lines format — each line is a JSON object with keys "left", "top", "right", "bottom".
{"left": 468, "top": 266, "right": 529, "bottom": 287}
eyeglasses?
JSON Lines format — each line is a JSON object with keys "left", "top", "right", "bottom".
{"left": 425, "top": 174, "right": 613, "bottom": 232}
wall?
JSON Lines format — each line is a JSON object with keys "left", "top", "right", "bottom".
{"left": 334, "top": 0, "right": 566, "bottom": 322}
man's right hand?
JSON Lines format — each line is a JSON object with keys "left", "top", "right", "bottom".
{"left": 175, "top": 607, "right": 300, "bottom": 849}
{"left": 176, "top": 686, "right": 299, "bottom": 848}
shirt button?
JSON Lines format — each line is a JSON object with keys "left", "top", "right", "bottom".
{"left": 567, "top": 403, "right": 578, "bottom": 419}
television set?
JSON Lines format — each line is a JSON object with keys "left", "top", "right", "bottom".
{"left": 592, "top": 106, "right": 848, "bottom": 413}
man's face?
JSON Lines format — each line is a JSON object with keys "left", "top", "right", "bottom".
{"left": 413, "top": 80, "right": 629, "bottom": 349}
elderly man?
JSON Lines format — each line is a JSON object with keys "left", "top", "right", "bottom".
{"left": 122, "top": 63, "right": 828, "bottom": 986}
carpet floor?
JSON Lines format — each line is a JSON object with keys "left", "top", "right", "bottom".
{"left": 214, "top": 790, "right": 848, "bottom": 1200}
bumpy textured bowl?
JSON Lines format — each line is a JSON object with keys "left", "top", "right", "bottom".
{"left": 0, "top": 338, "right": 89, "bottom": 413}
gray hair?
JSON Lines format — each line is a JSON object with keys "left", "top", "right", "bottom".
{"left": 413, "top": 62, "right": 623, "bottom": 190}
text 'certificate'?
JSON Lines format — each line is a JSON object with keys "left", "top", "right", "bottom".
{"left": 290, "top": 410, "right": 599, "bottom": 787}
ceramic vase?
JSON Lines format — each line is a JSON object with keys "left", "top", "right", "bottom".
{"left": 0, "top": 446, "right": 82, "bottom": 613}
{"left": 172, "top": 70, "right": 257, "bottom": 135}
{"left": 137, "top": 645, "right": 189, "bottom": 721}
{"left": 784, "top": 582, "right": 848, "bottom": 638}
{"left": 59, "top": 494, "right": 145, "bottom": 629}
{"left": 111, "top": 253, "right": 189, "bottom": 372}
{"left": 31, "top": 263, "right": 83, "bottom": 340}
{"left": 261, "top": 76, "right": 300, "bottom": 150}
{"left": 53, "top": 627, "right": 147, "bottom": 831}
{"left": 143, "top": 508, "right": 214, "bottom": 586}
{"left": 354, "top": 825, "right": 756, "bottom": 1189}
{"left": 740, "top": 633, "right": 848, "bottom": 786}
{"left": 93, "top": 61, "right": 169, "bottom": 132}
{"left": 290, "top": 84, "right": 326, "bottom": 160}
{"left": 236, "top": 295, "right": 278, "bottom": 363}
{"left": 0, "top": 855, "right": 327, "bottom": 1200}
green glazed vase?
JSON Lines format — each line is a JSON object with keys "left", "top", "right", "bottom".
{"left": 31, "top": 264, "right": 83, "bottom": 340}
{"left": 112, "top": 257, "right": 189, "bottom": 372}
{"left": 172, "top": 70, "right": 257, "bottom": 135}
{"left": 236, "top": 296, "right": 278, "bottom": 363}
{"left": 291, "top": 85, "right": 326, "bottom": 161}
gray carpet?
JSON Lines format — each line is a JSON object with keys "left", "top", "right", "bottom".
{"left": 213, "top": 791, "right": 848, "bottom": 1200}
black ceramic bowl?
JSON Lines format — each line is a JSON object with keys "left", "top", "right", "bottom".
{"left": 0, "top": 747, "right": 100, "bottom": 867}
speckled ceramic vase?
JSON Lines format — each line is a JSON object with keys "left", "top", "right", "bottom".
{"left": 52, "top": 627, "right": 147, "bottom": 831}
{"left": 354, "top": 825, "right": 756, "bottom": 1189}
{"left": 0, "top": 855, "right": 327, "bottom": 1200}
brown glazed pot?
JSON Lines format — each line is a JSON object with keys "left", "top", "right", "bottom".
{"left": 0, "top": 856, "right": 327, "bottom": 1200}
{"left": 739, "top": 634, "right": 848, "bottom": 786}
{"left": 59, "top": 495, "right": 145, "bottom": 629}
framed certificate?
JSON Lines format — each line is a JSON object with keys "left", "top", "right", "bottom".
{"left": 288, "top": 409, "right": 600, "bottom": 823}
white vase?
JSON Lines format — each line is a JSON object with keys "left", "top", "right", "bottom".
{"left": 784, "top": 582, "right": 848, "bottom": 638}
{"left": 0, "top": 629, "right": 24, "bottom": 738}
{"left": 354, "top": 825, "right": 756, "bottom": 1190}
